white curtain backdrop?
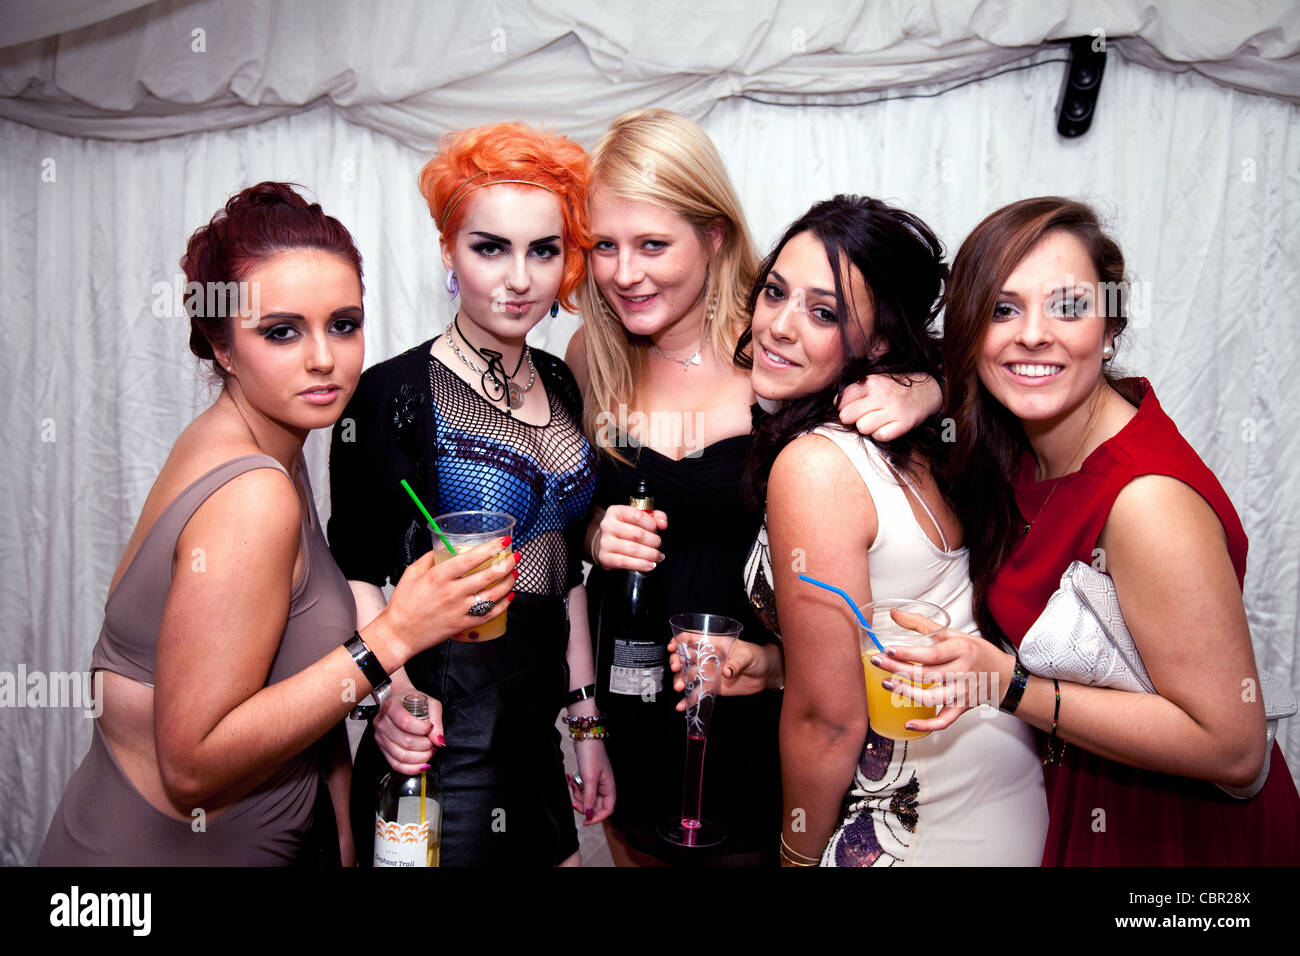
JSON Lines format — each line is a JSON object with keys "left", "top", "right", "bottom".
{"left": 2, "top": 2, "right": 1298, "bottom": 865}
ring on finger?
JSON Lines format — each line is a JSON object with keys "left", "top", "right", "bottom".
{"left": 468, "top": 593, "right": 495, "bottom": 617}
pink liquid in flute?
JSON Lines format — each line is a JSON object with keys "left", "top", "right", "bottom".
{"left": 681, "top": 732, "right": 707, "bottom": 832}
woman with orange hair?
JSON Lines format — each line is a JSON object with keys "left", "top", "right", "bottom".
{"left": 328, "top": 123, "right": 611, "bottom": 866}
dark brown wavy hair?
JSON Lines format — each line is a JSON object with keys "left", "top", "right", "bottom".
{"left": 737, "top": 195, "right": 948, "bottom": 511}
{"left": 940, "top": 196, "right": 1141, "bottom": 642}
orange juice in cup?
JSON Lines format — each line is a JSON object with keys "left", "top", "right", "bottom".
{"left": 857, "top": 600, "right": 949, "bottom": 740}
{"left": 431, "top": 510, "right": 516, "bottom": 642}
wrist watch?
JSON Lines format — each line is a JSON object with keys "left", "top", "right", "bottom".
{"left": 568, "top": 683, "right": 596, "bottom": 706}
{"left": 1000, "top": 654, "right": 1030, "bottom": 714}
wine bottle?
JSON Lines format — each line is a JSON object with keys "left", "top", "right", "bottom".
{"left": 373, "top": 694, "right": 442, "bottom": 867}
{"left": 595, "top": 479, "right": 668, "bottom": 705}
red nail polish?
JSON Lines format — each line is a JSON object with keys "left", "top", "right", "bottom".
{"left": 501, "top": 536, "right": 512, "bottom": 547}
{"left": 513, "top": 569, "right": 519, "bottom": 579}
{"left": 507, "top": 592, "right": 516, "bottom": 602}
{"left": 513, "top": 551, "right": 522, "bottom": 562}
{"left": 585, "top": 808, "right": 593, "bottom": 821}
{"left": 418, "top": 763, "right": 431, "bottom": 771}
{"left": 436, "top": 734, "right": 446, "bottom": 746}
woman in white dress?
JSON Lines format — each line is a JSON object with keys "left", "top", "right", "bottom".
{"left": 706, "top": 195, "right": 1047, "bottom": 865}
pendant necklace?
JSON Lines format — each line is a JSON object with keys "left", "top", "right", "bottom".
{"left": 446, "top": 318, "right": 535, "bottom": 411}
{"left": 650, "top": 342, "right": 703, "bottom": 371}
{"left": 1023, "top": 403, "right": 1102, "bottom": 535}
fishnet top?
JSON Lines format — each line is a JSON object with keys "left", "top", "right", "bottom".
{"left": 426, "top": 355, "right": 594, "bottom": 595}
{"left": 328, "top": 338, "right": 595, "bottom": 599}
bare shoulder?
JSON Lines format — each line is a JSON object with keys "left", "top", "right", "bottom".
{"left": 768, "top": 431, "right": 876, "bottom": 541}
{"left": 770, "top": 431, "right": 866, "bottom": 491}
{"left": 156, "top": 406, "right": 280, "bottom": 494}
{"left": 1100, "top": 473, "right": 1237, "bottom": 597}
{"left": 564, "top": 324, "right": 589, "bottom": 392}
{"left": 175, "top": 457, "right": 300, "bottom": 568}
{"left": 1105, "top": 474, "right": 1229, "bottom": 549}
{"left": 155, "top": 414, "right": 296, "bottom": 545}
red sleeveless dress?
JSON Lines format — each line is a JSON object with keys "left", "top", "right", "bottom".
{"left": 988, "top": 379, "right": 1300, "bottom": 865}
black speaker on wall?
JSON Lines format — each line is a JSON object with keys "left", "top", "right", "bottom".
{"left": 1057, "top": 36, "right": 1107, "bottom": 137}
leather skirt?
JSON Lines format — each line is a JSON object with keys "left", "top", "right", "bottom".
{"left": 350, "top": 593, "right": 577, "bottom": 866}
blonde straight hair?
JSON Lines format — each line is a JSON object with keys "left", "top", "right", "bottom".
{"left": 579, "top": 109, "right": 760, "bottom": 457}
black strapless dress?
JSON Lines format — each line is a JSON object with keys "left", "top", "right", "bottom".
{"left": 587, "top": 433, "right": 782, "bottom": 864}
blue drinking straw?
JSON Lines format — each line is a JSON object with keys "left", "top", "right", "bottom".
{"left": 797, "top": 573, "right": 885, "bottom": 653}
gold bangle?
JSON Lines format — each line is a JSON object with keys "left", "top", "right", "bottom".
{"left": 779, "top": 847, "right": 817, "bottom": 867}
{"left": 780, "top": 835, "right": 820, "bottom": 864}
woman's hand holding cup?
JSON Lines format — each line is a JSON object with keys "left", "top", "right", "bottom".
{"left": 380, "top": 538, "right": 518, "bottom": 661}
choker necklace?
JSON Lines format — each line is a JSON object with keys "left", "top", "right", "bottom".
{"left": 650, "top": 342, "right": 703, "bottom": 371}
{"left": 446, "top": 318, "right": 535, "bottom": 410}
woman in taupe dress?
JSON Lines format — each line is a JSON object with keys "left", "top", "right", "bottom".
{"left": 39, "top": 182, "right": 517, "bottom": 865}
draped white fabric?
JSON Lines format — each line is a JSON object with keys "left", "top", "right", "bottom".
{"left": 2, "top": 7, "right": 1299, "bottom": 865}
{"left": 1, "top": 0, "right": 1297, "bottom": 147}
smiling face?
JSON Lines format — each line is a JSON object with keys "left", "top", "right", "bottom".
{"left": 749, "top": 230, "right": 874, "bottom": 402}
{"left": 441, "top": 185, "right": 566, "bottom": 344}
{"left": 977, "top": 229, "right": 1114, "bottom": 429}
{"left": 218, "top": 248, "right": 365, "bottom": 433}
{"left": 588, "top": 187, "right": 721, "bottom": 341}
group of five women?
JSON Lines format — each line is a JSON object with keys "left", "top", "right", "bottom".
{"left": 39, "top": 108, "right": 1300, "bottom": 867}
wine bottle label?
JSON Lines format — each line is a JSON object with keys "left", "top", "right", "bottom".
{"left": 609, "top": 639, "right": 666, "bottom": 696}
{"left": 373, "top": 816, "right": 437, "bottom": 867}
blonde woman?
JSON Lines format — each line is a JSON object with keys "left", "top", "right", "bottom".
{"left": 567, "top": 109, "right": 942, "bottom": 865}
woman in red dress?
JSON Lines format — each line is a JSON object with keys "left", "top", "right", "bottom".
{"left": 876, "top": 196, "right": 1300, "bottom": 864}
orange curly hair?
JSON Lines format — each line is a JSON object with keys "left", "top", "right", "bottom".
{"left": 418, "top": 123, "right": 592, "bottom": 311}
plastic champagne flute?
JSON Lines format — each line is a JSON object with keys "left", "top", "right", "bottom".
{"left": 658, "top": 613, "right": 742, "bottom": 849}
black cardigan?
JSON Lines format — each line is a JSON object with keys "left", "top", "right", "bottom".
{"left": 326, "top": 336, "right": 587, "bottom": 592}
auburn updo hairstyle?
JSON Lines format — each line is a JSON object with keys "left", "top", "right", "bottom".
{"left": 179, "top": 181, "right": 364, "bottom": 378}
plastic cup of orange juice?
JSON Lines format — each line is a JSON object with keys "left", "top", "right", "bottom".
{"left": 431, "top": 510, "right": 515, "bottom": 642}
{"left": 858, "top": 600, "right": 949, "bottom": 740}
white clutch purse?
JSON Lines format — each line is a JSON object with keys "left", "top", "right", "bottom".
{"left": 1020, "top": 560, "right": 1297, "bottom": 799}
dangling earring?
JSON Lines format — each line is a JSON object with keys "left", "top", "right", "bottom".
{"left": 703, "top": 265, "right": 719, "bottom": 329}
{"left": 445, "top": 270, "right": 458, "bottom": 298}
{"left": 550, "top": 300, "right": 560, "bottom": 318}
{"left": 598, "top": 295, "right": 618, "bottom": 323}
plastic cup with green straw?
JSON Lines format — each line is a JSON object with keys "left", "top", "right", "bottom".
{"left": 401, "top": 479, "right": 457, "bottom": 555}
{"left": 797, "top": 573, "right": 884, "bottom": 653}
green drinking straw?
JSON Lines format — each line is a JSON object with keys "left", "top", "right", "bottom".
{"left": 400, "top": 479, "right": 457, "bottom": 555}
{"left": 797, "top": 573, "right": 884, "bottom": 653}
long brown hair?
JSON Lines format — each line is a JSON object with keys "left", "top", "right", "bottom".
{"left": 940, "top": 197, "right": 1141, "bottom": 641}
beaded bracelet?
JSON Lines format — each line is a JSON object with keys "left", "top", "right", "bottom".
{"left": 563, "top": 714, "right": 608, "bottom": 740}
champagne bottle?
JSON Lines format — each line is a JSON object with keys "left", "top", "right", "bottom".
{"left": 595, "top": 480, "right": 668, "bottom": 705}
{"left": 373, "top": 694, "right": 441, "bottom": 867}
